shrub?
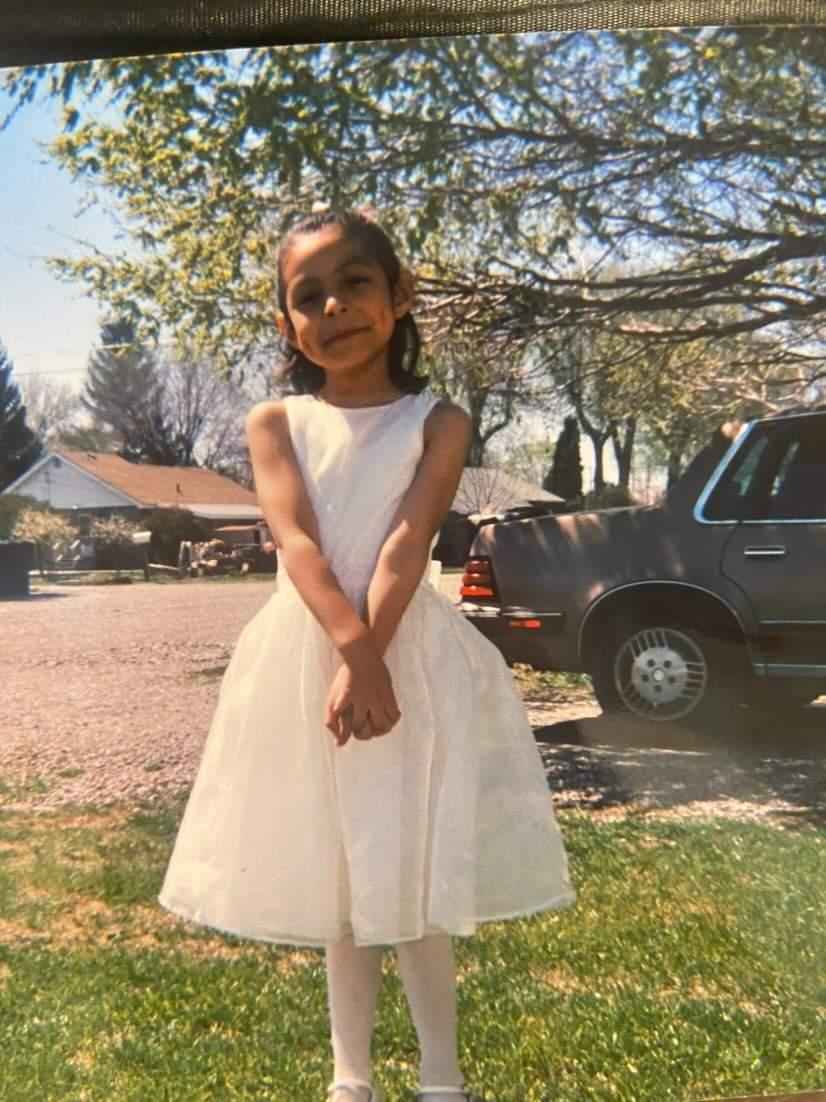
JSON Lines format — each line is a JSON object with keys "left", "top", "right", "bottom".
{"left": 0, "top": 494, "right": 46, "bottom": 540}
{"left": 583, "top": 483, "right": 637, "bottom": 511}
{"left": 90, "top": 515, "right": 143, "bottom": 572}
{"left": 12, "top": 507, "right": 79, "bottom": 576}
{"left": 145, "top": 507, "right": 210, "bottom": 566}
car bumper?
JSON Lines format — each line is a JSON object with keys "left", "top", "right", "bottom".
{"left": 459, "top": 602, "right": 570, "bottom": 670}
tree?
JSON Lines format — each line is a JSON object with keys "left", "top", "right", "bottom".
{"left": 5, "top": 27, "right": 826, "bottom": 391}
{"left": 498, "top": 437, "right": 554, "bottom": 488}
{"left": 0, "top": 343, "right": 43, "bottom": 490}
{"left": 161, "top": 355, "right": 253, "bottom": 471}
{"left": 55, "top": 423, "right": 123, "bottom": 452}
{"left": 422, "top": 335, "right": 527, "bottom": 466}
{"left": 17, "top": 375, "right": 83, "bottom": 445}
{"left": 12, "top": 507, "right": 78, "bottom": 577}
{"left": 81, "top": 321, "right": 257, "bottom": 470}
{"left": 144, "top": 506, "right": 209, "bottom": 566}
{"left": 90, "top": 514, "right": 140, "bottom": 574}
{"left": 544, "top": 417, "right": 583, "bottom": 503}
{"left": 452, "top": 468, "right": 517, "bottom": 517}
{"left": 82, "top": 319, "right": 175, "bottom": 463}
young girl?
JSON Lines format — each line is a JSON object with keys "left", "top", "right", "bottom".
{"left": 159, "top": 209, "right": 575, "bottom": 1102}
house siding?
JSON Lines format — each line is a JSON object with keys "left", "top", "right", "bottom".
{"left": 16, "top": 459, "right": 132, "bottom": 509}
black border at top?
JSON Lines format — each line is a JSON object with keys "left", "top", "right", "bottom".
{"left": 2, "top": 0, "right": 825, "bottom": 69}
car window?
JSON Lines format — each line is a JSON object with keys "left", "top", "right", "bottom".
{"left": 766, "top": 427, "right": 826, "bottom": 520}
{"left": 703, "top": 430, "right": 770, "bottom": 520}
{"left": 704, "top": 418, "right": 826, "bottom": 521}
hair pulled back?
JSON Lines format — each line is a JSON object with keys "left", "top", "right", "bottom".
{"left": 275, "top": 209, "right": 426, "bottom": 395}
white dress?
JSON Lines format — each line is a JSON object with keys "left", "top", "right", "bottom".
{"left": 159, "top": 389, "right": 575, "bottom": 947}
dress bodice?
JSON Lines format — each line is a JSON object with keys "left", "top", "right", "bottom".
{"left": 281, "top": 390, "right": 442, "bottom": 606}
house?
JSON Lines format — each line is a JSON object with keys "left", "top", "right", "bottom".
{"left": 1, "top": 448, "right": 262, "bottom": 535}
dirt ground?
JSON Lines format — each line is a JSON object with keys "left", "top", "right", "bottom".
{"left": 2, "top": 577, "right": 824, "bottom": 827}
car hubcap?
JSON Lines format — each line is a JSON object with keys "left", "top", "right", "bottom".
{"left": 615, "top": 627, "right": 708, "bottom": 720}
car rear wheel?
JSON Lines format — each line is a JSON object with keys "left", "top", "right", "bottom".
{"left": 591, "top": 621, "right": 744, "bottom": 725}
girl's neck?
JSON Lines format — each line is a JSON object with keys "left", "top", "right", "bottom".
{"left": 317, "top": 389, "right": 407, "bottom": 409}
{"left": 318, "top": 369, "right": 405, "bottom": 409}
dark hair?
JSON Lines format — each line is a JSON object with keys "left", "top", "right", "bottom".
{"left": 275, "top": 209, "right": 427, "bottom": 395}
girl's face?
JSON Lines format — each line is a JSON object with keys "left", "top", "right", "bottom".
{"left": 277, "top": 224, "right": 413, "bottom": 380}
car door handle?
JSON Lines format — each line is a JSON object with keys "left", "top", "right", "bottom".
{"left": 743, "top": 545, "right": 787, "bottom": 559}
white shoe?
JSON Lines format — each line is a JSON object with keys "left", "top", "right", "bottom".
{"left": 328, "top": 1079, "right": 384, "bottom": 1102}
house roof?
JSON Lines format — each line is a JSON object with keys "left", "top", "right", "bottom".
{"left": 50, "top": 449, "right": 259, "bottom": 509}
{"left": 451, "top": 467, "right": 563, "bottom": 516}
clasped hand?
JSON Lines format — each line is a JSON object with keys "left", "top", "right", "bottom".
{"left": 324, "top": 649, "right": 401, "bottom": 747}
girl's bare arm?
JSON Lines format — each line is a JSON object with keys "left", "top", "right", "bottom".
{"left": 245, "top": 400, "right": 378, "bottom": 665}
{"left": 364, "top": 401, "right": 472, "bottom": 656}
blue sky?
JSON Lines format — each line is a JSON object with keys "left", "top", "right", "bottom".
{"left": 0, "top": 83, "right": 121, "bottom": 393}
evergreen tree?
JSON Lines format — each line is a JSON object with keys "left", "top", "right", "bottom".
{"left": 0, "top": 343, "right": 43, "bottom": 491}
{"left": 544, "top": 416, "right": 583, "bottom": 503}
{"left": 82, "top": 320, "right": 178, "bottom": 464}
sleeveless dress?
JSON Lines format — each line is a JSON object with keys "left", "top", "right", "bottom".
{"left": 159, "top": 389, "right": 575, "bottom": 947}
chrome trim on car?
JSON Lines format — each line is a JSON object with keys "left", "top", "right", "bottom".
{"left": 759, "top": 664, "right": 826, "bottom": 678}
{"left": 743, "top": 546, "right": 787, "bottom": 559}
{"left": 458, "top": 603, "right": 500, "bottom": 618}
{"left": 693, "top": 422, "right": 753, "bottom": 526}
{"left": 732, "top": 516, "right": 826, "bottom": 526}
{"left": 503, "top": 610, "right": 564, "bottom": 620}
{"left": 460, "top": 602, "right": 564, "bottom": 622}
{"left": 577, "top": 579, "right": 749, "bottom": 662}
{"left": 762, "top": 619, "right": 826, "bottom": 626}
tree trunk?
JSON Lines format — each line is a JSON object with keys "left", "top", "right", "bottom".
{"left": 585, "top": 430, "right": 609, "bottom": 492}
{"left": 466, "top": 388, "right": 488, "bottom": 466}
{"left": 667, "top": 448, "right": 684, "bottom": 488}
{"left": 611, "top": 416, "right": 637, "bottom": 488}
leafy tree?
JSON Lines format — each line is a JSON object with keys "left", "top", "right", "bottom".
{"left": 544, "top": 417, "right": 583, "bottom": 503}
{"left": 5, "top": 24, "right": 826, "bottom": 497}
{"left": 422, "top": 334, "right": 529, "bottom": 466}
{"left": 5, "top": 27, "right": 825, "bottom": 393}
{"left": 498, "top": 437, "right": 554, "bottom": 488}
{"left": 144, "top": 506, "right": 209, "bottom": 566}
{"left": 0, "top": 343, "right": 43, "bottom": 490}
{"left": 12, "top": 507, "right": 78, "bottom": 577}
{"left": 90, "top": 514, "right": 140, "bottom": 573}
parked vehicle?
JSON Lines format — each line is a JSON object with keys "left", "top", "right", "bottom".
{"left": 460, "top": 408, "right": 826, "bottom": 724}
{"left": 179, "top": 522, "right": 278, "bottom": 577}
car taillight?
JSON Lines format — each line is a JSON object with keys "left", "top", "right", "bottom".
{"left": 460, "top": 556, "right": 498, "bottom": 600}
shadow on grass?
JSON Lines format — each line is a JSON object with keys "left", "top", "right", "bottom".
{"left": 535, "top": 704, "right": 826, "bottom": 830}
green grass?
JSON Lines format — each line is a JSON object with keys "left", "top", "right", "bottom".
{"left": 0, "top": 804, "right": 823, "bottom": 1101}
{"left": 511, "top": 663, "right": 594, "bottom": 703}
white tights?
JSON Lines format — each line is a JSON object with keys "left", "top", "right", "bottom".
{"left": 326, "top": 932, "right": 465, "bottom": 1100}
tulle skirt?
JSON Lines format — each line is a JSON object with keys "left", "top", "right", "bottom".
{"left": 159, "top": 575, "right": 575, "bottom": 947}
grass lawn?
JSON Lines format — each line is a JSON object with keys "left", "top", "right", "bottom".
{"left": 0, "top": 802, "right": 823, "bottom": 1102}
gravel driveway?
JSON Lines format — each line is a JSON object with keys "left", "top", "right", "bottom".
{"left": 3, "top": 578, "right": 824, "bottom": 825}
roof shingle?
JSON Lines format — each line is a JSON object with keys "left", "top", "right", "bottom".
{"left": 55, "top": 449, "right": 258, "bottom": 508}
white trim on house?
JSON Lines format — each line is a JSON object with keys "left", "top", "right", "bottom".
{"left": 188, "top": 505, "right": 263, "bottom": 521}
{"left": 1, "top": 451, "right": 144, "bottom": 508}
